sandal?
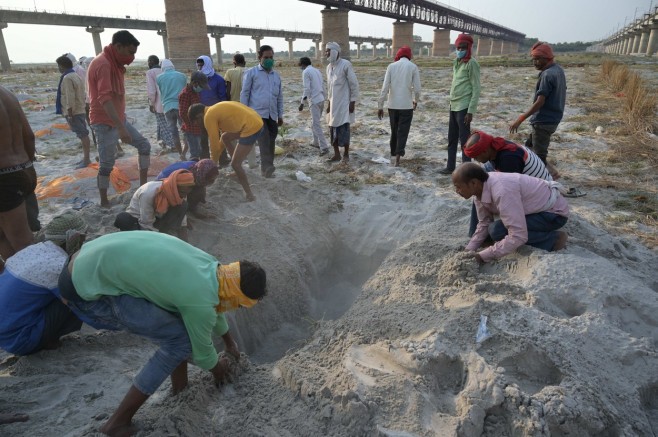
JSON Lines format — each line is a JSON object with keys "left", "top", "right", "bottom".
{"left": 564, "top": 187, "right": 586, "bottom": 198}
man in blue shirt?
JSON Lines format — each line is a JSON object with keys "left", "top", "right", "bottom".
{"left": 509, "top": 42, "right": 566, "bottom": 179}
{"left": 241, "top": 44, "right": 284, "bottom": 178}
{"left": 156, "top": 59, "right": 188, "bottom": 161}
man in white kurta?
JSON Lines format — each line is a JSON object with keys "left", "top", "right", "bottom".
{"left": 298, "top": 57, "right": 328, "bottom": 156}
{"left": 325, "top": 42, "right": 359, "bottom": 163}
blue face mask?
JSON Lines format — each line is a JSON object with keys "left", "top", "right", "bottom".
{"left": 193, "top": 86, "right": 203, "bottom": 93}
{"left": 456, "top": 50, "right": 467, "bottom": 58}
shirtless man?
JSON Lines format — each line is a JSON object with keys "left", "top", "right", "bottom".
{"left": 0, "top": 85, "right": 38, "bottom": 266}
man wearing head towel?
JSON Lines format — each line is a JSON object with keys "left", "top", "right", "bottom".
{"left": 58, "top": 231, "right": 267, "bottom": 436}
{"left": 509, "top": 42, "right": 566, "bottom": 180}
{"left": 378, "top": 46, "right": 421, "bottom": 167}
{"left": 325, "top": 42, "right": 359, "bottom": 163}
{"left": 440, "top": 34, "right": 480, "bottom": 174}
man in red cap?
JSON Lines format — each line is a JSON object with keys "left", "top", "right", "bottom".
{"left": 439, "top": 34, "right": 480, "bottom": 174}
{"left": 509, "top": 42, "right": 566, "bottom": 179}
{"left": 377, "top": 46, "right": 421, "bottom": 166}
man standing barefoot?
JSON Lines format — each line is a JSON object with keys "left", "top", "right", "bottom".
{"left": 87, "top": 30, "right": 151, "bottom": 207}
{"left": 0, "top": 85, "right": 38, "bottom": 265}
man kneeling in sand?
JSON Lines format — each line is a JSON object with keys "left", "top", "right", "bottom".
{"left": 58, "top": 231, "right": 267, "bottom": 436}
{"left": 453, "top": 163, "right": 569, "bottom": 263}
{"left": 189, "top": 102, "right": 264, "bottom": 202}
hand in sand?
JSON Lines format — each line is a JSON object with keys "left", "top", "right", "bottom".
{"left": 213, "top": 358, "right": 232, "bottom": 387}
{"left": 462, "top": 251, "right": 484, "bottom": 264}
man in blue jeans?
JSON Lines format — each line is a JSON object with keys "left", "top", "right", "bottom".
{"left": 58, "top": 231, "right": 267, "bottom": 436}
{"left": 453, "top": 163, "right": 569, "bottom": 263}
{"left": 440, "top": 33, "right": 480, "bottom": 174}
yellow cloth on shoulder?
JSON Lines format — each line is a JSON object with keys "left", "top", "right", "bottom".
{"left": 216, "top": 262, "right": 258, "bottom": 312}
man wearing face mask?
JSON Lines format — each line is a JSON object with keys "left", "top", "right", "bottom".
{"left": 439, "top": 34, "right": 480, "bottom": 175}
{"left": 325, "top": 42, "right": 359, "bottom": 163}
{"left": 87, "top": 30, "right": 151, "bottom": 208}
{"left": 241, "top": 45, "right": 283, "bottom": 178}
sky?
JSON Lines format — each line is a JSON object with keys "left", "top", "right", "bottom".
{"left": 0, "top": 0, "right": 654, "bottom": 63}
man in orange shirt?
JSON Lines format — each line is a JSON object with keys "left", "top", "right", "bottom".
{"left": 87, "top": 30, "right": 151, "bottom": 207}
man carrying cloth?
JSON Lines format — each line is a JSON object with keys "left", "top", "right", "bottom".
{"left": 462, "top": 130, "right": 553, "bottom": 236}
{"left": 509, "top": 42, "right": 566, "bottom": 180}
{"left": 189, "top": 102, "right": 264, "bottom": 202}
{"left": 58, "top": 231, "right": 267, "bottom": 437}
{"left": 87, "top": 30, "right": 151, "bottom": 208}
{"left": 453, "top": 162, "right": 569, "bottom": 263}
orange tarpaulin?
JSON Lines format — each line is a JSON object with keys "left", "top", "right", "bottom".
{"left": 51, "top": 123, "right": 71, "bottom": 130}
{"left": 35, "top": 156, "right": 173, "bottom": 200}
{"left": 34, "top": 128, "right": 52, "bottom": 138}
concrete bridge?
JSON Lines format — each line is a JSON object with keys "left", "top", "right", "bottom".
{"left": 601, "top": 6, "right": 658, "bottom": 56}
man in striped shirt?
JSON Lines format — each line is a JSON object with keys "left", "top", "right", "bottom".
{"left": 463, "top": 131, "right": 552, "bottom": 236}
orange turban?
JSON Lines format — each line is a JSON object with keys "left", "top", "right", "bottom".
{"left": 154, "top": 169, "right": 195, "bottom": 213}
{"left": 464, "top": 131, "right": 519, "bottom": 158}
{"left": 531, "top": 42, "right": 554, "bottom": 60}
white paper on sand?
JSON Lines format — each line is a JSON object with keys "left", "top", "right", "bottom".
{"left": 371, "top": 157, "right": 390, "bottom": 164}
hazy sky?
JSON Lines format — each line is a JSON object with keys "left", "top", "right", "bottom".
{"left": 0, "top": 0, "right": 653, "bottom": 63}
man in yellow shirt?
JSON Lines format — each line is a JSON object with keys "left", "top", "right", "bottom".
{"left": 189, "top": 102, "right": 264, "bottom": 201}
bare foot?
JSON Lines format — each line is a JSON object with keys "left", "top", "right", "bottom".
{"left": 100, "top": 202, "right": 111, "bottom": 209}
{"left": 327, "top": 155, "right": 341, "bottom": 162}
{"left": 551, "top": 231, "right": 568, "bottom": 251}
{"left": 394, "top": 155, "right": 400, "bottom": 167}
{"left": 100, "top": 422, "right": 139, "bottom": 437}
{"left": 246, "top": 194, "right": 256, "bottom": 202}
{"left": 0, "top": 413, "right": 29, "bottom": 425}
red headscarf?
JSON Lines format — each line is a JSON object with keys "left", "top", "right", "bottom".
{"left": 464, "top": 131, "right": 518, "bottom": 158}
{"left": 455, "top": 34, "right": 474, "bottom": 63}
{"left": 395, "top": 46, "right": 412, "bottom": 62}
{"left": 531, "top": 42, "right": 554, "bottom": 60}
{"left": 155, "top": 169, "right": 196, "bottom": 213}
{"left": 101, "top": 44, "right": 135, "bottom": 96}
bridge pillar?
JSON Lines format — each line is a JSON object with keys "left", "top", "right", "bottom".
{"left": 476, "top": 37, "right": 491, "bottom": 57}
{"left": 385, "top": 43, "right": 391, "bottom": 57}
{"left": 252, "top": 36, "right": 262, "bottom": 54}
{"left": 647, "top": 25, "right": 658, "bottom": 56}
{"left": 392, "top": 20, "right": 414, "bottom": 57}
{"left": 321, "top": 8, "right": 350, "bottom": 61}
{"left": 355, "top": 41, "right": 362, "bottom": 58}
{"left": 164, "top": 0, "right": 210, "bottom": 68}
{"left": 86, "top": 26, "right": 104, "bottom": 56}
{"left": 371, "top": 42, "right": 377, "bottom": 57}
{"left": 157, "top": 29, "right": 169, "bottom": 59}
{"left": 501, "top": 40, "right": 513, "bottom": 55}
{"left": 639, "top": 29, "right": 650, "bottom": 54}
{"left": 624, "top": 36, "right": 632, "bottom": 54}
{"left": 432, "top": 28, "right": 450, "bottom": 56}
{"left": 211, "top": 33, "right": 223, "bottom": 65}
{"left": 490, "top": 39, "right": 502, "bottom": 56}
{"left": 0, "top": 23, "right": 10, "bottom": 71}
{"left": 313, "top": 39, "right": 321, "bottom": 60}
{"left": 285, "top": 37, "right": 295, "bottom": 60}
{"left": 632, "top": 32, "right": 642, "bottom": 53}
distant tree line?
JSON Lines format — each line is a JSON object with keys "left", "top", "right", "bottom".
{"left": 520, "top": 37, "right": 600, "bottom": 53}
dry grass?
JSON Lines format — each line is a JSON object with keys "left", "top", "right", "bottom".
{"left": 600, "top": 59, "right": 657, "bottom": 134}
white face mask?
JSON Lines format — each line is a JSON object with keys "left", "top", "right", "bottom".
{"left": 329, "top": 50, "right": 339, "bottom": 63}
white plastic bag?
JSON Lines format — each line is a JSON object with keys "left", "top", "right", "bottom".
{"left": 295, "top": 171, "right": 312, "bottom": 182}
{"left": 476, "top": 315, "right": 492, "bottom": 343}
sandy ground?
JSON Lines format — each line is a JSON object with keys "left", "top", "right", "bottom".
{"left": 1, "top": 54, "right": 658, "bottom": 436}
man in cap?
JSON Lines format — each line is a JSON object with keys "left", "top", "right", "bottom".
{"left": 325, "top": 42, "right": 359, "bottom": 163}
{"left": 378, "top": 46, "right": 421, "bottom": 167}
{"left": 452, "top": 163, "right": 569, "bottom": 263}
{"left": 87, "top": 30, "right": 151, "bottom": 207}
{"left": 439, "top": 34, "right": 480, "bottom": 174}
{"left": 0, "top": 213, "right": 90, "bottom": 356}
{"left": 509, "top": 42, "right": 566, "bottom": 179}
{"left": 179, "top": 71, "right": 211, "bottom": 162}
{"left": 298, "top": 57, "right": 328, "bottom": 156}
{"left": 58, "top": 231, "right": 267, "bottom": 436}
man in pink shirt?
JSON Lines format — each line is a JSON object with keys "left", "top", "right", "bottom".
{"left": 452, "top": 163, "right": 569, "bottom": 263}
{"left": 87, "top": 30, "right": 151, "bottom": 207}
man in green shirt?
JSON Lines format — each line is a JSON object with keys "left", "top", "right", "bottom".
{"left": 58, "top": 231, "right": 267, "bottom": 436}
{"left": 440, "top": 33, "right": 481, "bottom": 174}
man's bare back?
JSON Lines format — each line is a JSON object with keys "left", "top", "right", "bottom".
{"left": 0, "top": 86, "right": 35, "bottom": 169}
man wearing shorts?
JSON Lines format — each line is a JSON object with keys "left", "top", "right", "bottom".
{"left": 0, "top": 85, "right": 39, "bottom": 267}
{"left": 56, "top": 54, "right": 92, "bottom": 168}
{"left": 87, "top": 30, "right": 151, "bottom": 207}
{"left": 189, "top": 102, "right": 264, "bottom": 202}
